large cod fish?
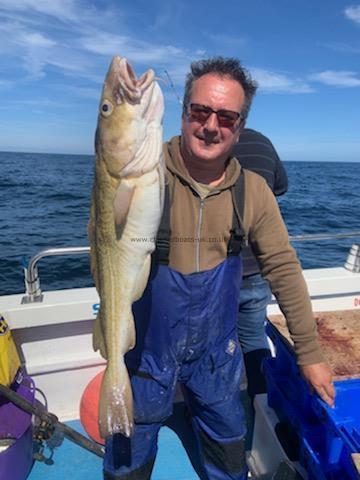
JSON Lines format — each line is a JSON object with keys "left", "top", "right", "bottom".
{"left": 88, "top": 56, "right": 164, "bottom": 439}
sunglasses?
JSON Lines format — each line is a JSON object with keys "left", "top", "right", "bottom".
{"left": 187, "top": 103, "right": 242, "bottom": 128}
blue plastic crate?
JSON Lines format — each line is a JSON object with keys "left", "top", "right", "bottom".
{"left": 300, "top": 434, "right": 350, "bottom": 480}
{"left": 312, "top": 379, "right": 360, "bottom": 453}
{"left": 265, "top": 322, "right": 324, "bottom": 427}
{"left": 264, "top": 322, "right": 360, "bottom": 480}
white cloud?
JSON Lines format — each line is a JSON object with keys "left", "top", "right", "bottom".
{"left": 0, "top": 17, "right": 98, "bottom": 80}
{"left": 344, "top": 5, "right": 360, "bottom": 24}
{"left": 0, "top": 0, "right": 81, "bottom": 22}
{"left": 250, "top": 68, "right": 314, "bottom": 94}
{"left": 79, "top": 32, "right": 185, "bottom": 64}
{"left": 0, "top": 3, "right": 192, "bottom": 84}
{"left": 310, "top": 70, "right": 360, "bottom": 87}
{"left": 1, "top": 1, "right": 320, "bottom": 101}
{"left": 16, "top": 31, "right": 56, "bottom": 48}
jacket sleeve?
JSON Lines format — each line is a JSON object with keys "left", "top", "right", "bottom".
{"left": 245, "top": 172, "right": 324, "bottom": 365}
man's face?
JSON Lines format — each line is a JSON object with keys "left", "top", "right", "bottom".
{"left": 181, "top": 73, "right": 245, "bottom": 167}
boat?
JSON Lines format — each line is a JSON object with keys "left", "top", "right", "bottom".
{"left": 0, "top": 233, "right": 360, "bottom": 479}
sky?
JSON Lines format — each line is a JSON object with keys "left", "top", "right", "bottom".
{"left": 0, "top": 0, "right": 359, "bottom": 161}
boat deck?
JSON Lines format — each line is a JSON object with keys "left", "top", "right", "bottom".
{"left": 29, "top": 420, "right": 200, "bottom": 480}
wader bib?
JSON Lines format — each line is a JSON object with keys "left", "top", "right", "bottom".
{"left": 104, "top": 175, "right": 248, "bottom": 480}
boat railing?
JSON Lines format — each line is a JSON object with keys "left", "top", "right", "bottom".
{"left": 22, "top": 247, "right": 90, "bottom": 304}
{"left": 21, "top": 232, "right": 360, "bottom": 304}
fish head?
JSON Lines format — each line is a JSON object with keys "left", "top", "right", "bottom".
{"left": 95, "top": 56, "right": 164, "bottom": 178}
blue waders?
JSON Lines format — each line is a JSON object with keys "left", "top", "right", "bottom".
{"left": 104, "top": 176, "right": 248, "bottom": 480}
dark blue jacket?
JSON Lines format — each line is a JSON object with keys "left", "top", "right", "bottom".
{"left": 232, "top": 128, "right": 288, "bottom": 196}
{"left": 232, "top": 128, "right": 288, "bottom": 276}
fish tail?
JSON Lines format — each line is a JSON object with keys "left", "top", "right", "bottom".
{"left": 98, "top": 360, "right": 134, "bottom": 439}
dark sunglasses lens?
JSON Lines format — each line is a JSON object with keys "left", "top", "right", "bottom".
{"left": 217, "top": 110, "right": 239, "bottom": 127}
{"left": 189, "top": 104, "right": 211, "bottom": 123}
{"left": 188, "top": 104, "right": 240, "bottom": 127}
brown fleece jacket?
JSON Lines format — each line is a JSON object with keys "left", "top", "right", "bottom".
{"left": 163, "top": 136, "right": 324, "bottom": 366}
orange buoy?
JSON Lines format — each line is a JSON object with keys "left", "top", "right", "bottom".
{"left": 79, "top": 370, "right": 105, "bottom": 445}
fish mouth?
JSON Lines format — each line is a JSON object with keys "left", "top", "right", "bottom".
{"left": 110, "top": 57, "right": 155, "bottom": 105}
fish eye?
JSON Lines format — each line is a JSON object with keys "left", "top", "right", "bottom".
{"left": 100, "top": 99, "right": 114, "bottom": 117}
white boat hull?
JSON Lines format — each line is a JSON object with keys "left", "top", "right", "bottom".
{"left": 0, "top": 265, "right": 359, "bottom": 423}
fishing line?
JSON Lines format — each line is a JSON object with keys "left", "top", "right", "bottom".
{"left": 161, "top": 70, "right": 183, "bottom": 106}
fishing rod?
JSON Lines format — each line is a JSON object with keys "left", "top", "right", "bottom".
{"left": 0, "top": 383, "right": 104, "bottom": 459}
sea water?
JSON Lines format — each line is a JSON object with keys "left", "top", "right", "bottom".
{"left": 0, "top": 151, "right": 359, "bottom": 295}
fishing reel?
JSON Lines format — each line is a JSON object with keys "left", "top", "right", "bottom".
{"left": 32, "top": 391, "right": 64, "bottom": 465}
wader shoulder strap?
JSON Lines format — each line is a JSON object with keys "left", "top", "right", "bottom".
{"left": 227, "top": 170, "right": 247, "bottom": 256}
{"left": 154, "top": 182, "right": 171, "bottom": 265}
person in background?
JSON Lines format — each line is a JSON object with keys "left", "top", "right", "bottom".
{"left": 103, "top": 57, "right": 334, "bottom": 480}
{"left": 233, "top": 129, "right": 288, "bottom": 399}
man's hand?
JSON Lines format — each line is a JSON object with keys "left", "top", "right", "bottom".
{"left": 300, "top": 362, "right": 335, "bottom": 407}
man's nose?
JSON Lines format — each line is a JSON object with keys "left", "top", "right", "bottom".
{"left": 204, "top": 112, "right": 220, "bottom": 132}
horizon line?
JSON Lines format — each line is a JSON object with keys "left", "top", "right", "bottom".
{"left": 0, "top": 149, "right": 359, "bottom": 164}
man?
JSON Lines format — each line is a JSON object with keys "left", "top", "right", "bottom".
{"left": 233, "top": 129, "right": 288, "bottom": 399}
{"left": 104, "top": 57, "right": 334, "bottom": 480}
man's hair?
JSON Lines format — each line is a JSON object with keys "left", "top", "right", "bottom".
{"left": 182, "top": 56, "right": 258, "bottom": 121}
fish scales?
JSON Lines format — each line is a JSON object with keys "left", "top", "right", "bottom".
{"left": 88, "top": 56, "right": 165, "bottom": 439}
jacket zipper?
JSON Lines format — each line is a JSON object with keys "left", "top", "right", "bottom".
{"left": 195, "top": 198, "right": 204, "bottom": 272}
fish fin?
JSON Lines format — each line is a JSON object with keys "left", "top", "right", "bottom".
{"left": 98, "top": 360, "right": 134, "bottom": 439}
{"left": 133, "top": 255, "right": 151, "bottom": 301}
{"left": 113, "top": 181, "right": 135, "bottom": 226}
{"left": 93, "top": 310, "right": 108, "bottom": 358}
{"left": 120, "top": 307, "right": 136, "bottom": 353}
